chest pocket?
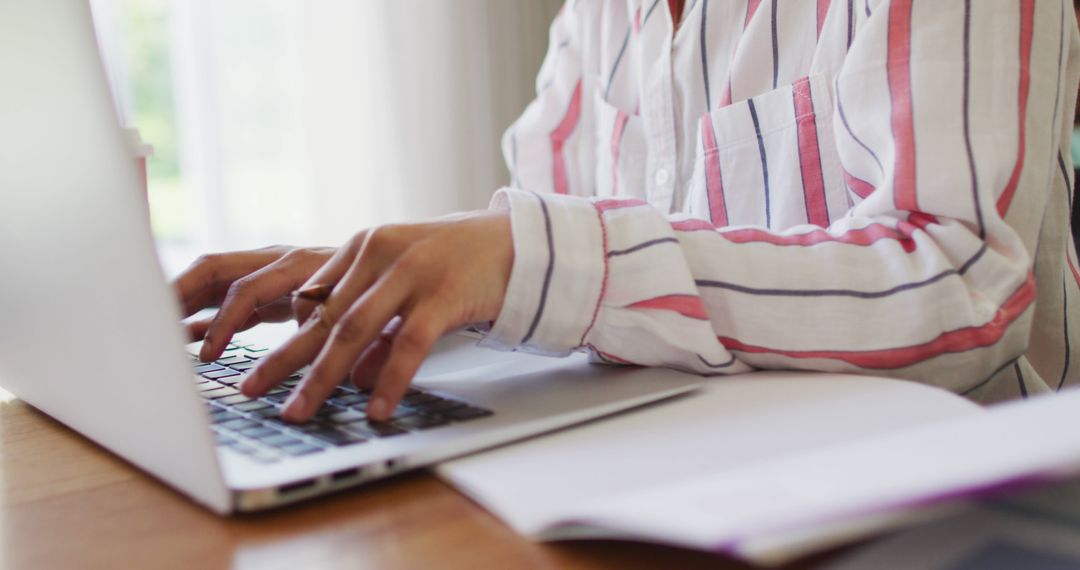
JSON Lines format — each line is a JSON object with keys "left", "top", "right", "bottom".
{"left": 592, "top": 86, "right": 648, "bottom": 199}
{"left": 684, "top": 74, "right": 848, "bottom": 230}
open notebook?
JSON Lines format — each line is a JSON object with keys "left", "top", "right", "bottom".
{"left": 436, "top": 372, "right": 1080, "bottom": 566}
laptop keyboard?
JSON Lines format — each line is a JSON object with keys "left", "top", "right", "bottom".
{"left": 190, "top": 341, "right": 493, "bottom": 464}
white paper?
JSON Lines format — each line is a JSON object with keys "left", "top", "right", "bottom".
{"left": 437, "top": 372, "right": 981, "bottom": 538}
{"left": 569, "top": 388, "right": 1080, "bottom": 563}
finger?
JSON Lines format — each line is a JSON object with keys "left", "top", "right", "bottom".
{"left": 366, "top": 306, "right": 445, "bottom": 422}
{"left": 173, "top": 250, "right": 282, "bottom": 318}
{"left": 282, "top": 268, "right": 413, "bottom": 422}
{"left": 350, "top": 316, "right": 402, "bottom": 387}
{"left": 239, "top": 305, "right": 338, "bottom": 398}
{"left": 180, "top": 283, "right": 229, "bottom": 318}
{"left": 200, "top": 259, "right": 309, "bottom": 361}
{"left": 185, "top": 316, "right": 214, "bottom": 343}
{"left": 292, "top": 234, "right": 367, "bottom": 325}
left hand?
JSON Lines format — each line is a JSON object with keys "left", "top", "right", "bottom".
{"left": 238, "top": 210, "right": 514, "bottom": 423}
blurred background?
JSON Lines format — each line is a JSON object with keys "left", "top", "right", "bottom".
{"left": 88, "top": 0, "right": 561, "bottom": 271}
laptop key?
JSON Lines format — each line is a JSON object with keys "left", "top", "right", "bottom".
{"left": 261, "top": 434, "right": 303, "bottom": 448}
{"left": 264, "top": 392, "right": 291, "bottom": 404}
{"left": 402, "top": 392, "right": 439, "bottom": 406}
{"left": 442, "top": 406, "right": 494, "bottom": 422}
{"left": 214, "top": 376, "right": 243, "bottom": 386}
{"left": 394, "top": 413, "right": 450, "bottom": 431}
{"left": 419, "top": 399, "right": 467, "bottom": 413}
{"left": 217, "top": 394, "right": 251, "bottom": 406}
{"left": 216, "top": 356, "right": 249, "bottom": 366}
{"left": 233, "top": 400, "right": 271, "bottom": 413}
{"left": 202, "top": 369, "right": 240, "bottom": 380}
{"left": 197, "top": 381, "right": 225, "bottom": 392}
{"left": 279, "top": 443, "right": 321, "bottom": 456}
{"left": 308, "top": 427, "right": 367, "bottom": 446}
{"left": 230, "top": 361, "right": 257, "bottom": 372}
{"left": 251, "top": 406, "right": 281, "bottom": 418}
{"left": 211, "top": 410, "right": 241, "bottom": 424}
{"left": 193, "top": 363, "right": 225, "bottom": 374}
{"left": 219, "top": 418, "right": 259, "bottom": 431}
{"left": 240, "top": 426, "right": 278, "bottom": 438}
{"left": 215, "top": 433, "right": 236, "bottom": 446}
{"left": 343, "top": 420, "right": 407, "bottom": 438}
{"left": 204, "top": 386, "right": 240, "bottom": 399}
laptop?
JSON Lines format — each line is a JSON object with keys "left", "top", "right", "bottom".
{"left": 0, "top": 1, "right": 701, "bottom": 513}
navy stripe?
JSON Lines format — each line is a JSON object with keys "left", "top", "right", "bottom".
{"left": 1060, "top": 278, "right": 1072, "bottom": 390}
{"left": 770, "top": 0, "right": 779, "bottom": 89}
{"left": 846, "top": 0, "right": 854, "bottom": 49}
{"left": 608, "top": 237, "right": 679, "bottom": 258}
{"left": 696, "top": 266, "right": 958, "bottom": 299}
{"left": 1060, "top": 152, "right": 1074, "bottom": 205}
{"left": 1015, "top": 362, "right": 1028, "bottom": 398}
{"left": 962, "top": 356, "right": 1021, "bottom": 396}
{"left": 835, "top": 79, "right": 884, "bottom": 175}
{"left": 747, "top": 99, "right": 772, "bottom": 227}
{"left": 521, "top": 193, "right": 556, "bottom": 345}
{"left": 642, "top": 0, "right": 661, "bottom": 26}
{"left": 958, "top": 243, "right": 988, "bottom": 275}
{"left": 698, "top": 353, "right": 737, "bottom": 369}
{"left": 701, "top": 0, "right": 712, "bottom": 110}
{"left": 605, "top": 26, "right": 631, "bottom": 101}
{"left": 962, "top": 0, "right": 985, "bottom": 240}
{"left": 864, "top": 0, "right": 871, "bottom": 17}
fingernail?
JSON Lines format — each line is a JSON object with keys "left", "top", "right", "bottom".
{"left": 367, "top": 396, "right": 387, "bottom": 421}
{"left": 285, "top": 391, "right": 308, "bottom": 420}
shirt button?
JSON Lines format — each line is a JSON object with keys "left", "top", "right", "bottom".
{"left": 654, "top": 168, "right": 670, "bottom": 186}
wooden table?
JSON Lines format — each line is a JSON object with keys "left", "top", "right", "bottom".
{"left": 0, "top": 397, "right": 841, "bottom": 570}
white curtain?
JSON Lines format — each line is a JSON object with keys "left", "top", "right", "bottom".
{"left": 92, "top": 0, "right": 560, "bottom": 269}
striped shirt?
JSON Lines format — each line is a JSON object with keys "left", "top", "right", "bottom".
{"left": 482, "top": 0, "right": 1080, "bottom": 403}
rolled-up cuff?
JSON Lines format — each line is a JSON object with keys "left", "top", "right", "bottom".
{"left": 480, "top": 188, "right": 605, "bottom": 356}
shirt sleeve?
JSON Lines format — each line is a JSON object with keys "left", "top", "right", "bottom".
{"left": 484, "top": 1, "right": 1068, "bottom": 394}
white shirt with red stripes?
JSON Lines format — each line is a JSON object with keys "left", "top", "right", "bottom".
{"left": 482, "top": 0, "right": 1080, "bottom": 403}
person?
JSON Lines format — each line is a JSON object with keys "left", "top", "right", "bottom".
{"left": 175, "top": 0, "right": 1080, "bottom": 425}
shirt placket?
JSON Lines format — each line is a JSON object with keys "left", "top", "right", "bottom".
{"left": 640, "top": 4, "right": 678, "bottom": 214}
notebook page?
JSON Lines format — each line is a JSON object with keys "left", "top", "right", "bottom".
{"left": 437, "top": 372, "right": 979, "bottom": 536}
{"left": 569, "top": 388, "right": 1080, "bottom": 563}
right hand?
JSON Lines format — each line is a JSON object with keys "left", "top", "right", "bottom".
{"left": 172, "top": 245, "right": 336, "bottom": 362}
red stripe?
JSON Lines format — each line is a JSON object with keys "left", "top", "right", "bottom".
{"left": 718, "top": 273, "right": 1036, "bottom": 369}
{"left": 817, "top": 0, "right": 831, "bottom": 38}
{"left": 627, "top": 294, "right": 709, "bottom": 320}
{"left": 745, "top": 0, "right": 762, "bottom": 28}
{"left": 719, "top": 84, "right": 733, "bottom": 108}
{"left": 611, "top": 110, "right": 630, "bottom": 195}
{"left": 672, "top": 219, "right": 920, "bottom": 252}
{"left": 995, "top": 0, "right": 1035, "bottom": 217}
{"left": 579, "top": 204, "right": 612, "bottom": 346}
{"left": 594, "top": 198, "right": 647, "bottom": 212}
{"left": 887, "top": 0, "right": 917, "bottom": 212}
{"left": 634, "top": 7, "right": 642, "bottom": 34}
{"left": 793, "top": 77, "right": 829, "bottom": 227}
{"left": 844, "top": 170, "right": 876, "bottom": 199}
{"left": 701, "top": 114, "right": 729, "bottom": 226}
{"left": 551, "top": 79, "right": 584, "bottom": 195}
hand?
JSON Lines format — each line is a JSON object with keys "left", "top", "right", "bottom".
{"left": 172, "top": 245, "right": 337, "bottom": 361}
{"left": 239, "top": 210, "right": 513, "bottom": 423}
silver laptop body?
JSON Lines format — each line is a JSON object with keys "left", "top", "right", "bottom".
{"left": 0, "top": 0, "right": 700, "bottom": 513}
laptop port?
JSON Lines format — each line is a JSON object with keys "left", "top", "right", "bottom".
{"left": 331, "top": 468, "right": 360, "bottom": 482}
{"left": 279, "top": 478, "right": 316, "bottom": 495}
